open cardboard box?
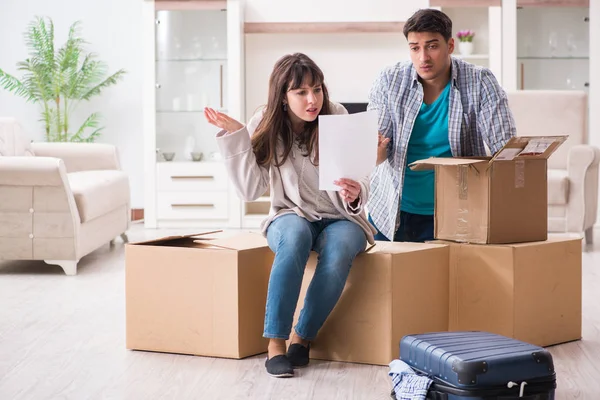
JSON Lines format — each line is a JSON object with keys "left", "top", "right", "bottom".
{"left": 410, "top": 136, "right": 567, "bottom": 244}
{"left": 125, "top": 231, "right": 274, "bottom": 359}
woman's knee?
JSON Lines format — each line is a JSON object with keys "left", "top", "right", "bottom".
{"left": 319, "top": 223, "right": 366, "bottom": 266}
{"left": 267, "top": 214, "right": 313, "bottom": 253}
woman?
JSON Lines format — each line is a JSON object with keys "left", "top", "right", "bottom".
{"left": 204, "top": 53, "right": 376, "bottom": 378}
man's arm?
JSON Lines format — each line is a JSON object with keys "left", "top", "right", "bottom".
{"left": 477, "top": 69, "right": 517, "bottom": 154}
{"left": 368, "top": 70, "right": 394, "bottom": 165}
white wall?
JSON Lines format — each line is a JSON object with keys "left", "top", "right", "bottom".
{"left": 0, "top": 0, "right": 145, "bottom": 207}
{"left": 244, "top": 33, "right": 409, "bottom": 118}
{"left": 244, "top": 7, "right": 495, "bottom": 119}
{"left": 442, "top": 7, "right": 491, "bottom": 57}
{"left": 245, "top": 0, "right": 428, "bottom": 23}
{"left": 242, "top": 0, "right": 433, "bottom": 118}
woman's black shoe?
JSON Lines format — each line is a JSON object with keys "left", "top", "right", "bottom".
{"left": 265, "top": 355, "right": 294, "bottom": 378}
{"left": 287, "top": 343, "right": 310, "bottom": 368}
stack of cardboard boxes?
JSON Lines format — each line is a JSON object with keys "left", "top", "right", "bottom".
{"left": 125, "top": 231, "right": 453, "bottom": 365}
{"left": 125, "top": 136, "right": 582, "bottom": 367}
{"left": 411, "top": 136, "right": 582, "bottom": 350}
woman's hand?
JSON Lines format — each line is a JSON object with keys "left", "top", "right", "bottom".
{"left": 334, "top": 178, "right": 361, "bottom": 204}
{"left": 204, "top": 107, "right": 244, "bottom": 133}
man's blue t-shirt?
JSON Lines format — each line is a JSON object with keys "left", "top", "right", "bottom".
{"left": 400, "top": 82, "right": 453, "bottom": 215}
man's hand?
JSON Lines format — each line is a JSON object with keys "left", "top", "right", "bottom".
{"left": 204, "top": 107, "right": 244, "bottom": 133}
{"left": 377, "top": 133, "right": 391, "bottom": 165}
{"left": 334, "top": 178, "right": 361, "bottom": 203}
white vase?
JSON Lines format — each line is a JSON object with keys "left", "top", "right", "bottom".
{"left": 459, "top": 41, "right": 474, "bottom": 56}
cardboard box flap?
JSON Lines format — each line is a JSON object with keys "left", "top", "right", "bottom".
{"left": 409, "top": 157, "right": 488, "bottom": 171}
{"left": 366, "top": 241, "right": 447, "bottom": 254}
{"left": 130, "top": 230, "right": 223, "bottom": 246}
{"left": 491, "top": 136, "right": 567, "bottom": 162}
{"left": 193, "top": 232, "right": 269, "bottom": 251}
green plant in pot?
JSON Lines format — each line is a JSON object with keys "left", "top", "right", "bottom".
{"left": 0, "top": 16, "right": 126, "bottom": 142}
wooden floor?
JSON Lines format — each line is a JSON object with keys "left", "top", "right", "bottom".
{"left": 0, "top": 226, "right": 599, "bottom": 399}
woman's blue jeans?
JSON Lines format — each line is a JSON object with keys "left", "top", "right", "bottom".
{"left": 263, "top": 213, "right": 367, "bottom": 340}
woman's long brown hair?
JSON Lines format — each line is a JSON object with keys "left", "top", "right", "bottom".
{"left": 251, "top": 53, "right": 331, "bottom": 167}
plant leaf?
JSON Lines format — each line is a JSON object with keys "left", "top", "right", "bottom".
{"left": 0, "top": 68, "right": 36, "bottom": 101}
{"left": 79, "top": 69, "right": 126, "bottom": 101}
{"left": 71, "top": 112, "right": 102, "bottom": 142}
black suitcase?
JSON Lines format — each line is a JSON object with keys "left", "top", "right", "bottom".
{"left": 390, "top": 331, "right": 556, "bottom": 400}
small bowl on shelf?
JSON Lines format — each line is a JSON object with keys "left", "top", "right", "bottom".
{"left": 190, "top": 152, "right": 204, "bottom": 162}
{"left": 162, "top": 152, "right": 175, "bottom": 161}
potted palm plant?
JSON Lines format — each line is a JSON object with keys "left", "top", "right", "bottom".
{"left": 0, "top": 16, "right": 126, "bottom": 142}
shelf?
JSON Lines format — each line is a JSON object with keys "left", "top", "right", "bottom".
{"left": 250, "top": 196, "right": 270, "bottom": 203}
{"left": 155, "top": 0, "right": 227, "bottom": 11}
{"left": 242, "top": 215, "right": 269, "bottom": 227}
{"left": 518, "top": 56, "right": 589, "bottom": 60}
{"left": 516, "top": 0, "right": 588, "bottom": 7}
{"left": 454, "top": 54, "right": 489, "bottom": 59}
{"left": 432, "top": 0, "right": 501, "bottom": 6}
{"left": 157, "top": 109, "right": 228, "bottom": 113}
{"left": 245, "top": 201, "right": 270, "bottom": 215}
{"left": 244, "top": 22, "right": 405, "bottom": 34}
{"left": 156, "top": 58, "right": 227, "bottom": 63}
{"left": 156, "top": 160, "right": 223, "bottom": 164}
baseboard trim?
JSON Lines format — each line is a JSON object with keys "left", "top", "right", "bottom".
{"left": 131, "top": 208, "right": 144, "bottom": 222}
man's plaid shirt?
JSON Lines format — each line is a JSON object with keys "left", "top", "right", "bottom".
{"left": 367, "top": 57, "right": 516, "bottom": 241}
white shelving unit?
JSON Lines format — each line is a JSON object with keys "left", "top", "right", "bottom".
{"left": 500, "top": 0, "right": 594, "bottom": 93}
{"left": 436, "top": 3, "right": 504, "bottom": 84}
{"left": 143, "top": 0, "right": 245, "bottom": 229}
{"left": 516, "top": 6, "right": 590, "bottom": 92}
{"left": 141, "top": 0, "right": 598, "bottom": 231}
{"left": 502, "top": 0, "right": 600, "bottom": 229}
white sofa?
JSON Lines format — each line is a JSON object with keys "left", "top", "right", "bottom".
{"left": 0, "top": 117, "right": 130, "bottom": 275}
{"left": 507, "top": 90, "right": 600, "bottom": 244}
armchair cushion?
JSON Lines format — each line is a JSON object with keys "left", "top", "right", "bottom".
{"left": 68, "top": 170, "right": 130, "bottom": 222}
{"left": 548, "top": 169, "right": 569, "bottom": 205}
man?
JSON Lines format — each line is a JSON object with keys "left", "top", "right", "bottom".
{"left": 367, "top": 8, "right": 516, "bottom": 242}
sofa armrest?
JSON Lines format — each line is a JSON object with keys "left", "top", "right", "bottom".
{"left": 30, "top": 142, "right": 121, "bottom": 173}
{"left": 566, "top": 145, "right": 600, "bottom": 232}
{"left": 0, "top": 157, "right": 80, "bottom": 223}
{"left": 0, "top": 156, "right": 71, "bottom": 186}
{"left": 0, "top": 157, "right": 81, "bottom": 261}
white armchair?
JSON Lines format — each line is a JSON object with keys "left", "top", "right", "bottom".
{"left": 506, "top": 90, "right": 600, "bottom": 244}
{"left": 0, "top": 117, "right": 130, "bottom": 275}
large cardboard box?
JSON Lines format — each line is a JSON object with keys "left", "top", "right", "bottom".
{"left": 443, "top": 237, "right": 582, "bottom": 347}
{"left": 125, "top": 232, "right": 274, "bottom": 359}
{"left": 410, "top": 136, "right": 566, "bottom": 244}
{"left": 291, "top": 242, "right": 450, "bottom": 366}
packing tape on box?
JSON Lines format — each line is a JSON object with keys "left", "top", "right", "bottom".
{"left": 458, "top": 165, "right": 468, "bottom": 200}
{"left": 515, "top": 160, "right": 525, "bottom": 188}
{"left": 456, "top": 165, "right": 470, "bottom": 240}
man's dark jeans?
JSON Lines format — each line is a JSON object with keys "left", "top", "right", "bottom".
{"left": 368, "top": 211, "right": 434, "bottom": 243}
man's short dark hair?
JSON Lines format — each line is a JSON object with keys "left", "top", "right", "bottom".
{"left": 403, "top": 9, "right": 453, "bottom": 42}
